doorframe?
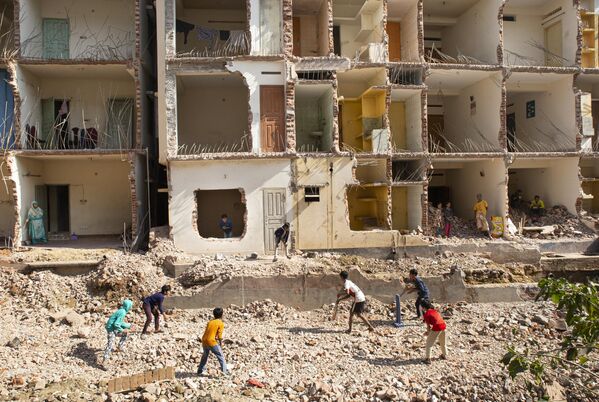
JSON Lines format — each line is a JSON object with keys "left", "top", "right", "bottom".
{"left": 259, "top": 85, "right": 286, "bottom": 153}
{"left": 262, "top": 187, "right": 287, "bottom": 254}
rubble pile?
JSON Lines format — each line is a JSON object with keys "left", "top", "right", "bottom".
{"left": 510, "top": 205, "right": 595, "bottom": 239}
{"left": 426, "top": 205, "right": 481, "bottom": 239}
{"left": 87, "top": 255, "right": 179, "bottom": 302}
{"left": 1, "top": 293, "right": 593, "bottom": 401}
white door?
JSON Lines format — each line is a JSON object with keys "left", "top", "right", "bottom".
{"left": 263, "top": 188, "right": 286, "bottom": 253}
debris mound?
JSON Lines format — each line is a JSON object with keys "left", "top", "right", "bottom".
{"left": 510, "top": 205, "right": 595, "bottom": 239}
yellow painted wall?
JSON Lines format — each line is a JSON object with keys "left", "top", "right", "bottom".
{"left": 391, "top": 187, "right": 408, "bottom": 230}
{"left": 582, "top": 181, "right": 599, "bottom": 213}
{"left": 389, "top": 101, "right": 406, "bottom": 149}
{"left": 347, "top": 186, "right": 388, "bottom": 231}
{"left": 340, "top": 100, "right": 362, "bottom": 150}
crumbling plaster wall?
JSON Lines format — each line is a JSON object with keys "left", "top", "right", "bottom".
{"left": 294, "top": 156, "right": 398, "bottom": 250}
{"left": 442, "top": 0, "right": 502, "bottom": 64}
{"left": 169, "top": 159, "right": 292, "bottom": 254}
{"left": 20, "top": 0, "right": 135, "bottom": 60}
{"left": 405, "top": 92, "right": 423, "bottom": 151}
{"left": 251, "top": 0, "right": 283, "bottom": 56}
{"left": 0, "top": 158, "right": 16, "bottom": 239}
{"left": 15, "top": 65, "right": 40, "bottom": 147}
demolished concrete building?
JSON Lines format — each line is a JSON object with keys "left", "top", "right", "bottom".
{"left": 0, "top": 0, "right": 156, "bottom": 247}
{"left": 154, "top": 0, "right": 599, "bottom": 255}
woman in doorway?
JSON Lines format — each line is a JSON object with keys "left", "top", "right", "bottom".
{"left": 25, "top": 201, "right": 47, "bottom": 244}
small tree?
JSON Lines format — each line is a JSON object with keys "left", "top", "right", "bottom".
{"left": 501, "top": 278, "right": 598, "bottom": 398}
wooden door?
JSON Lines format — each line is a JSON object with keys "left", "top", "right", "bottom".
{"left": 507, "top": 112, "right": 516, "bottom": 151}
{"left": 387, "top": 21, "right": 401, "bottom": 62}
{"left": 260, "top": 85, "right": 285, "bottom": 152}
{"left": 544, "top": 21, "right": 562, "bottom": 66}
{"left": 293, "top": 17, "right": 301, "bottom": 56}
{"left": 427, "top": 114, "right": 445, "bottom": 152}
{"left": 43, "top": 18, "right": 69, "bottom": 59}
{"left": 263, "top": 188, "right": 286, "bottom": 253}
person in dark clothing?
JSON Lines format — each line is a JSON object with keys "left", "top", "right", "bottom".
{"left": 401, "top": 268, "right": 430, "bottom": 319}
{"left": 273, "top": 222, "right": 290, "bottom": 262}
{"left": 219, "top": 214, "right": 233, "bottom": 238}
{"left": 141, "top": 285, "right": 171, "bottom": 335}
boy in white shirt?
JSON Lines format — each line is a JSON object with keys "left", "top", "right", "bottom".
{"left": 334, "top": 271, "right": 377, "bottom": 334}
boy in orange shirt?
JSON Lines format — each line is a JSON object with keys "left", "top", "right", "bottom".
{"left": 197, "top": 307, "right": 228, "bottom": 376}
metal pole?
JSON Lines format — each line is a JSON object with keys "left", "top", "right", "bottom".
{"left": 394, "top": 294, "right": 403, "bottom": 328}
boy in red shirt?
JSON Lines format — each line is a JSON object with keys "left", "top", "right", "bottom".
{"left": 421, "top": 299, "right": 447, "bottom": 363}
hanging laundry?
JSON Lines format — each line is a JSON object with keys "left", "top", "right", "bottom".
{"left": 219, "top": 30, "right": 231, "bottom": 41}
{"left": 197, "top": 26, "right": 217, "bottom": 41}
{"left": 176, "top": 19, "right": 195, "bottom": 44}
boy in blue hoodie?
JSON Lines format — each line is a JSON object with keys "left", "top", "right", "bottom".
{"left": 103, "top": 299, "right": 133, "bottom": 363}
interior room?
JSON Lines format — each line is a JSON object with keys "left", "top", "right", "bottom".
{"left": 386, "top": 0, "right": 419, "bottom": 62}
{"left": 175, "top": 0, "right": 249, "bottom": 57}
{"left": 354, "top": 157, "right": 387, "bottom": 184}
{"left": 0, "top": 157, "right": 15, "bottom": 244}
{"left": 16, "top": 155, "right": 133, "bottom": 242}
{"left": 195, "top": 189, "right": 246, "bottom": 238}
{"left": 292, "top": 0, "right": 330, "bottom": 57}
{"left": 508, "top": 157, "right": 579, "bottom": 214}
{"left": 338, "top": 68, "right": 387, "bottom": 153}
{"left": 176, "top": 73, "right": 251, "bottom": 154}
{"left": 580, "top": 1, "right": 599, "bottom": 68}
{"left": 580, "top": 157, "right": 599, "bottom": 215}
{"left": 347, "top": 184, "right": 389, "bottom": 231}
{"left": 503, "top": 0, "right": 577, "bottom": 67}
{"left": 429, "top": 158, "right": 506, "bottom": 220}
{"left": 391, "top": 158, "right": 427, "bottom": 182}
{"left": 19, "top": 0, "right": 135, "bottom": 60}
{"left": 423, "top": 0, "right": 502, "bottom": 64}
{"left": 332, "top": 0, "right": 385, "bottom": 62}
{"left": 426, "top": 69, "right": 502, "bottom": 153}
{"left": 506, "top": 72, "right": 576, "bottom": 152}
{"left": 391, "top": 184, "right": 423, "bottom": 232}
{"left": 389, "top": 88, "right": 423, "bottom": 152}
{"left": 575, "top": 74, "right": 599, "bottom": 152}
{"left": 295, "top": 84, "right": 334, "bottom": 152}
{"left": 16, "top": 64, "right": 136, "bottom": 150}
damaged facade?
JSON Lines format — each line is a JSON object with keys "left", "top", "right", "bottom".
{"left": 157, "top": 0, "right": 599, "bottom": 255}
{"left": 0, "top": 0, "right": 156, "bottom": 247}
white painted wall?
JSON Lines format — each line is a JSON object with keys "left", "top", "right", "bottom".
{"left": 508, "top": 76, "right": 576, "bottom": 151}
{"left": 442, "top": 0, "right": 502, "bottom": 64}
{"left": 504, "top": 0, "right": 577, "bottom": 66}
{"left": 399, "top": 2, "right": 419, "bottom": 62}
{"left": 406, "top": 92, "right": 423, "bottom": 151}
{"left": 14, "top": 156, "right": 132, "bottom": 241}
{"left": 226, "top": 61, "right": 285, "bottom": 152}
{"left": 509, "top": 158, "right": 579, "bottom": 213}
{"left": 295, "top": 157, "right": 398, "bottom": 250}
{"left": 15, "top": 66, "right": 41, "bottom": 147}
{"left": 169, "top": 159, "right": 292, "bottom": 254}
{"left": 445, "top": 159, "right": 507, "bottom": 219}
{"left": 444, "top": 75, "right": 502, "bottom": 151}
{"left": 250, "top": 0, "right": 282, "bottom": 55}
{"left": 21, "top": 0, "right": 135, "bottom": 59}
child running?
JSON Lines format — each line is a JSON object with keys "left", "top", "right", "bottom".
{"left": 421, "top": 299, "right": 448, "bottom": 364}
{"left": 197, "top": 307, "right": 228, "bottom": 376}
{"left": 335, "top": 271, "right": 377, "bottom": 334}
{"left": 102, "top": 299, "right": 133, "bottom": 366}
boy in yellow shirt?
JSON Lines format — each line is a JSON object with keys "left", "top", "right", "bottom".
{"left": 197, "top": 307, "right": 228, "bottom": 376}
{"left": 473, "top": 193, "right": 491, "bottom": 238}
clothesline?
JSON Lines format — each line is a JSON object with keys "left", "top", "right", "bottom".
{"left": 176, "top": 18, "right": 250, "bottom": 56}
{"left": 176, "top": 19, "right": 246, "bottom": 45}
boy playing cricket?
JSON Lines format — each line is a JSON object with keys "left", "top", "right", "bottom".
{"left": 421, "top": 299, "right": 448, "bottom": 364}
{"left": 334, "top": 271, "right": 377, "bottom": 334}
{"left": 197, "top": 307, "right": 228, "bottom": 376}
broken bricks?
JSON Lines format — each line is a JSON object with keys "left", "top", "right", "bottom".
{"left": 105, "top": 366, "right": 176, "bottom": 394}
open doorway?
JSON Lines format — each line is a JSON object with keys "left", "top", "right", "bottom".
{"left": 35, "top": 184, "right": 70, "bottom": 234}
